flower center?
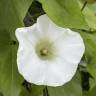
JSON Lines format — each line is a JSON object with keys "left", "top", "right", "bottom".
{"left": 40, "top": 48, "right": 48, "bottom": 56}
{"left": 35, "top": 38, "right": 56, "bottom": 60}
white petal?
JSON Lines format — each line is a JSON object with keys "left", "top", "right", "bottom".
{"left": 37, "top": 14, "right": 50, "bottom": 36}
{"left": 37, "top": 14, "right": 67, "bottom": 40}
{"left": 15, "top": 24, "right": 41, "bottom": 49}
{"left": 43, "top": 57, "right": 78, "bottom": 86}
{"left": 47, "top": 19, "right": 68, "bottom": 41}
{"left": 17, "top": 46, "right": 47, "bottom": 84}
{"left": 55, "top": 29, "right": 85, "bottom": 65}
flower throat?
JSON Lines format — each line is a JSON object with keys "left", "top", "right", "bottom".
{"left": 35, "top": 38, "right": 56, "bottom": 60}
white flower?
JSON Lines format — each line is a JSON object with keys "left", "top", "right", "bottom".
{"left": 15, "top": 14, "right": 85, "bottom": 86}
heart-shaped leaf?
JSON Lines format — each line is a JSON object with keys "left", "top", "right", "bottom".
{"left": 39, "top": 0, "right": 88, "bottom": 29}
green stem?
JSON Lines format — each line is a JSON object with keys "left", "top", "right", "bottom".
{"left": 80, "top": 71, "right": 90, "bottom": 96}
{"left": 22, "top": 80, "right": 32, "bottom": 92}
{"left": 43, "top": 86, "right": 49, "bottom": 96}
{"left": 81, "top": 1, "right": 87, "bottom": 11}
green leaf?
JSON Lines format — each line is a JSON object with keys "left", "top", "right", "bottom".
{"left": 79, "top": 2, "right": 96, "bottom": 30}
{"left": 87, "top": 3, "right": 96, "bottom": 11}
{"left": 19, "top": 88, "right": 31, "bottom": 96}
{"left": 48, "top": 72, "right": 82, "bottom": 96}
{"left": 0, "top": 29, "right": 23, "bottom": 96}
{"left": 19, "top": 85, "right": 43, "bottom": 96}
{"left": 80, "top": 31, "right": 96, "bottom": 81}
{"left": 39, "top": 0, "right": 88, "bottom": 29}
{"left": 11, "top": 0, "right": 34, "bottom": 22}
{"left": 89, "top": 77, "right": 96, "bottom": 90}
{"left": 0, "top": 0, "right": 33, "bottom": 39}
{"left": 87, "top": 86, "right": 96, "bottom": 96}
{"left": 0, "top": 0, "right": 33, "bottom": 28}
{"left": 30, "top": 85, "right": 43, "bottom": 96}
{"left": 0, "top": 92, "right": 3, "bottom": 96}
{"left": 0, "top": 0, "right": 33, "bottom": 96}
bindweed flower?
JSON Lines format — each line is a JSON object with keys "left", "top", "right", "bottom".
{"left": 15, "top": 14, "right": 85, "bottom": 86}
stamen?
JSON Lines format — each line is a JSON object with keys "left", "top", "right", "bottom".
{"left": 40, "top": 49, "right": 48, "bottom": 56}
{"left": 35, "top": 38, "right": 56, "bottom": 60}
